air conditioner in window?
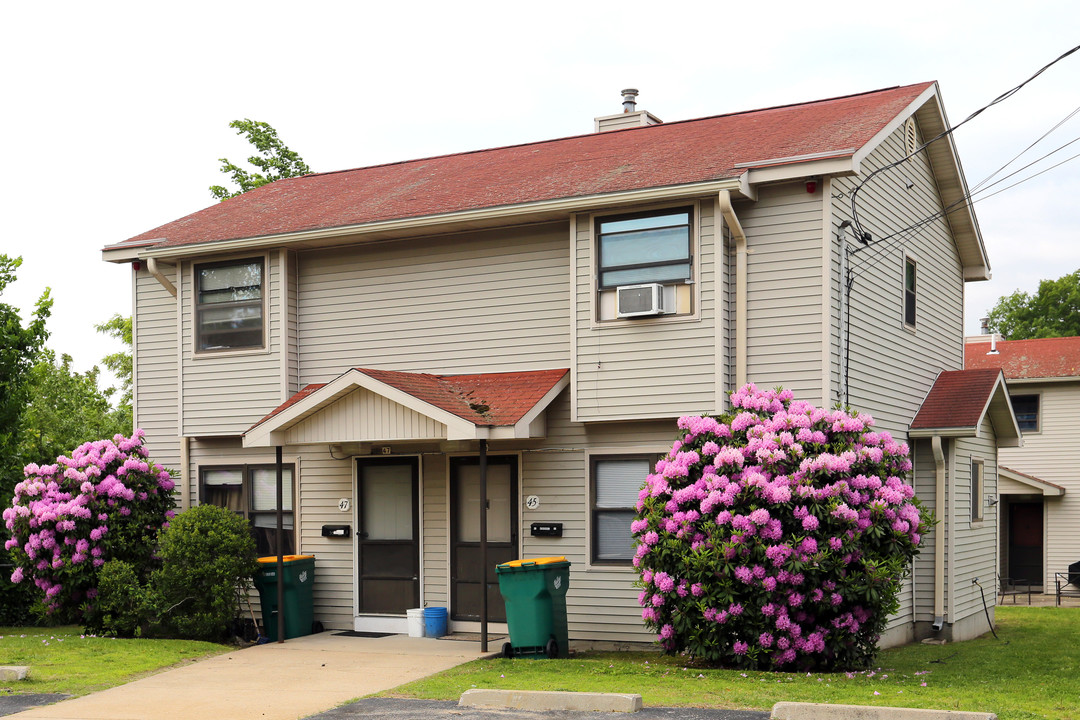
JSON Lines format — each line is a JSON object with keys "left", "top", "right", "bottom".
{"left": 616, "top": 283, "right": 668, "bottom": 318}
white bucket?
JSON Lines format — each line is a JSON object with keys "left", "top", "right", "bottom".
{"left": 406, "top": 608, "right": 425, "bottom": 638}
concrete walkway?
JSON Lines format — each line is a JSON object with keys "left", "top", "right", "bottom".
{"left": 6, "top": 633, "right": 490, "bottom": 720}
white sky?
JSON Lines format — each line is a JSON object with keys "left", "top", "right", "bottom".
{"left": 2, "top": 1, "right": 1078, "bottom": 391}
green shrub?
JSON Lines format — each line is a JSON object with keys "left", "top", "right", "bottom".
{"left": 95, "top": 560, "right": 151, "bottom": 637}
{"left": 150, "top": 504, "right": 258, "bottom": 641}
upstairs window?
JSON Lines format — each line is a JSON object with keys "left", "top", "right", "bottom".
{"left": 904, "top": 257, "right": 917, "bottom": 327}
{"left": 1011, "top": 394, "right": 1040, "bottom": 432}
{"left": 591, "top": 455, "right": 654, "bottom": 564}
{"left": 597, "top": 208, "right": 692, "bottom": 289}
{"left": 195, "top": 258, "right": 264, "bottom": 351}
{"left": 201, "top": 464, "right": 294, "bottom": 556}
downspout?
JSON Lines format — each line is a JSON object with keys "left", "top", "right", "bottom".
{"left": 147, "top": 258, "right": 177, "bottom": 298}
{"left": 932, "top": 435, "right": 946, "bottom": 632}
{"left": 179, "top": 435, "right": 190, "bottom": 511}
{"left": 719, "top": 190, "right": 747, "bottom": 389}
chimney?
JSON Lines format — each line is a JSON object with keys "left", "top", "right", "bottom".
{"left": 980, "top": 317, "right": 990, "bottom": 335}
{"left": 595, "top": 88, "right": 663, "bottom": 132}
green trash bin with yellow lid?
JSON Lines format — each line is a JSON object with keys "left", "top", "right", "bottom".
{"left": 253, "top": 555, "right": 316, "bottom": 640}
{"left": 496, "top": 556, "right": 571, "bottom": 658}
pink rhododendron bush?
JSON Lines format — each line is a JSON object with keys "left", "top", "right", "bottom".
{"left": 634, "top": 384, "right": 930, "bottom": 671}
{"left": 3, "top": 429, "right": 176, "bottom": 622}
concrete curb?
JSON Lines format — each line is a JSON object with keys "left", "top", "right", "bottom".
{"left": 0, "top": 666, "right": 29, "bottom": 681}
{"left": 771, "top": 702, "right": 996, "bottom": 720}
{"left": 459, "top": 689, "right": 644, "bottom": 712}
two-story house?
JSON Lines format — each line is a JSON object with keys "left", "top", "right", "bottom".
{"left": 102, "top": 83, "right": 1018, "bottom": 647}
{"left": 966, "top": 335, "right": 1080, "bottom": 593}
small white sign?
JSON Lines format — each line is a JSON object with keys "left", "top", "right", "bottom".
{"left": 338, "top": 498, "right": 351, "bottom": 512}
{"left": 525, "top": 495, "right": 540, "bottom": 510}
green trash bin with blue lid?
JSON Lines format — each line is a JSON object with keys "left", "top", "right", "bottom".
{"left": 496, "top": 556, "right": 570, "bottom": 658}
{"left": 253, "top": 555, "right": 316, "bottom": 640}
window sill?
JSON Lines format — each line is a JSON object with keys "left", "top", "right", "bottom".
{"left": 193, "top": 345, "right": 271, "bottom": 360}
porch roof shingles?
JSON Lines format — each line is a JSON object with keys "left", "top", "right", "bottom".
{"left": 109, "top": 83, "right": 933, "bottom": 251}
{"left": 246, "top": 367, "right": 570, "bottom": 436}
{"left": 909, "top": 368, "right": 1004, "bottom": 431}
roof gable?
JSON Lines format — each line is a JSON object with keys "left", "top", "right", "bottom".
{"left": 244, "top": 368, "right": 569, "bottom": 447}
{"left": 966, "top": 336, "right": 1080, "bottom": 379}
{"left": 910, "top": 368, "right": 1021, "bottom": 446}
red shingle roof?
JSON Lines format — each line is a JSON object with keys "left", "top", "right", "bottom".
{"left": 356, "top": 368, "right": 569, "bottom": 426}
{"left": 111, "top": 83, "right": 933, "bottom": 251}
{"left": 910, "top": 369, "right": 1004, "bottom": 431}
{"left": 965, "top": 336, "right": 1080, "bottom": 379}
{"left": 248, "top": 368, "right": 569, "bottom": 433}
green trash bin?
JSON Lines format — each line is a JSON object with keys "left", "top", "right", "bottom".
{"left": 496, "top": 556, "right": 571, "bottom": 659}
{"left": 253, "top": 555, "right": 316, "bottom": 640}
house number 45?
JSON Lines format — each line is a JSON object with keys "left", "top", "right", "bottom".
{"left": 525, "top": 495, "right": 540, "bottom": 510}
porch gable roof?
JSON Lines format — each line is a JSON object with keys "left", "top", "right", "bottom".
{"left": 909, "top": 368, "right": 1022, "bottom": 447}
{"left": 243, "top": 367, "right": 570, "bottom": 447}
{"left": 999, "top": 466, "right": 1065, "bottom": 497}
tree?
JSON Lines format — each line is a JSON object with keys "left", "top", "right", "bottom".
{"left": 209, "top": 119, "right": 311, "bottom": 201}
{"left": 0, "top": 255, "right": 52, "bottom": 501}
{"left": 985, "top": 269, "right": 1080, "bottom": 339}
{"left": 18, "top": 350, "right": 131, "bottom": 468}
{"left": 94, "top": 314, "right": 132, "bottom": 431}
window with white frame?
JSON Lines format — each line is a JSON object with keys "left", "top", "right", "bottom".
{"left": 195, "top": 258, "right": 264, "bottom": 351}
{"left": 970, "top": 459, "right": 984, "bottom": 522}
{"left": 591, "top": 455, "right": 654, "bottom": 563}
{"left": 904, "top": 256, "right": 917, "bottom": 327}
{"left": 597, "top": 208, "right": 692, "bottom": 290}
{"left": 201, "top": 464, "right": 294, "bottom": 556}
{"left": 1010, "top": 394, "right": 1039, "bottom": 432}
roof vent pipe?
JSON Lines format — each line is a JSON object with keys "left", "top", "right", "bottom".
{"left": 622, "top": 88, "right": 639, "bottom": 113}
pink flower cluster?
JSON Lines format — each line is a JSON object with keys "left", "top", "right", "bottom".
{"left": 633, "top": 383, "right": 928, "bottom": 669}
{"left": 3, "top": 430, "right": 176, "bottom": 615}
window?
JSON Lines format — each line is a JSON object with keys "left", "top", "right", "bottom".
{"left": 195, "top": 258, "right": 264, "bottom": 351}
{"left": 971, "top": 459, "right": 984, "bottom": 522}
{"left": 597, "top": 208, "right": 692, "bottom": 289}
{"left": 904, "top": 257, "right": 917, "bottom": 326}
{"left": 201, "top": 464, "right": 294, "bottom": 556}
{"left": 1011, "top": 394, "right": 1040, "bottom": 432}
{"left": 591, "top": 455, "right": 654, "bottom": 563}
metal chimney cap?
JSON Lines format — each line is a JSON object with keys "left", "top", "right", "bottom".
{"left": 621, "top": 88, "right": 639, "bottom": 113}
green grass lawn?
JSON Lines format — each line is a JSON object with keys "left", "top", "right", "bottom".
{"left": 0, "top": 626, "right": 230, "bottom": 697}
{"left": 384, "top": 606, "right": 1080, "bottom": 720}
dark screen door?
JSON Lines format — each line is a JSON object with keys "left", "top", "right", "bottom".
{"left": 1008, "top": 501, "right": 1043, "bottom": 585}
{"left": 450, "top": 456, "right": 518, "bottom": 621}
{"left": 357, "top": 457, "right": 419, "bottom": 614}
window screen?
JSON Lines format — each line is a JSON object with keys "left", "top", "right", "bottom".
{"left": 597, "top": 209, "right": 692, "bottom": 289}
{"left": 592, "top": 457, "right": 652, "bottom": 563}
{"left": 195, "top": 259, "right": 264, "bottom": 350}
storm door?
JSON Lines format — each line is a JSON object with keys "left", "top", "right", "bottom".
{"left": 1008, "top": 501, "right": 1044, "bottom": 586}
{"left": 356, "top": 457, "right": 420, "bottom": 614}
{"left": 450, "top": 456, "right": 518, "bottom": 622}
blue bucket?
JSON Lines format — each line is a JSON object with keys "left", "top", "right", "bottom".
{"left": 424, "top": 607, "right": 448, "bottom": 638}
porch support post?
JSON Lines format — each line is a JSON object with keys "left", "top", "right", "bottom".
{"left": 479, "top": 439, "right": 489, "bottom": 653}
{"left": 276, "top": 445, "right": 285, "bottom": 644}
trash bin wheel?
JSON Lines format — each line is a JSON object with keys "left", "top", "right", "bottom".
{"left": 545, "top": 638, "right": 558, "bottom": 659}
{"left": 312, "top": 620, "right": 325, "bottom": 634}
{"left": 501, "top": 642, "right": 513, "bottom": 658}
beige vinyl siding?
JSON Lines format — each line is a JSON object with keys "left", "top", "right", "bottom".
{"left": 133, "top": 267, "right": 183, "bottom": 499}
{"left": 831, "top": 122, "right": 964, "bottom": 436}
{"left": 180, "top": 254, "right": 285, "bottom": 436}
{"left": 739, "top": 183, "right": 825, "bottom": 402}
{"left": 285, "top": 388, "right": 448, "bottom": 444}
{"left": 286, "top": 250, "right": 299, "bottom": 398}
{"left": 999, "top": 381, "right": 1080, "bottom": 588}
{"left": 422, "top": 455, "right": 448, "bottom": 608}
{"left": 187, "top": 438, "right": 355, "bottom": 630}
{"left": 574, "top": 202, "right": 718, "bottom": 421}
{"left": 297, "top": 224, "right": 571, "bottom": 382}
{"left": 950, "top": 421, "right": 998, "bottom": 623}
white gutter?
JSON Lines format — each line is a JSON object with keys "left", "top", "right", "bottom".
{"left": 719, "top": 190, "right": 748, "bottom": 389}
{"left": 147, "top": 258, "right": 177, "bottom": 298}
{"left": 931, "top": 435, "right": 946, "bottom": 632}
{"left": 179, "top": 435, "right": 190, "bottom": 512}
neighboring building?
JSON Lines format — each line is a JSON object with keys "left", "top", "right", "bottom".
{"left": 103, "top": 83, "right": 1016, "bottom": 646}
{"left": 966, "top": 335, "right": 1080, "bottom": 591}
